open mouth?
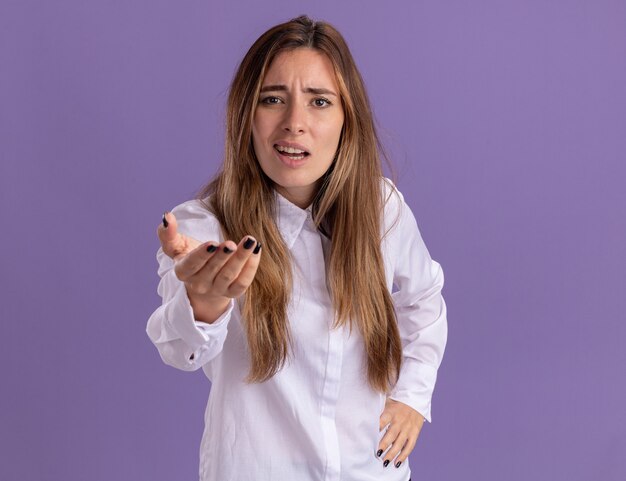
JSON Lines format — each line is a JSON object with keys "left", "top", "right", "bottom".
{"left": 274, "top": 145, "right": 310, "bottom": 160}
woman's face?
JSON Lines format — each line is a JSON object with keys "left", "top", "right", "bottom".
{"left": 252, "top": 48, "right": 345, "bottom": 209}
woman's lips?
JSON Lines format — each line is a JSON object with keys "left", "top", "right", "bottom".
{"left": 273, "top": 146, "right": 310, "bottom": 167}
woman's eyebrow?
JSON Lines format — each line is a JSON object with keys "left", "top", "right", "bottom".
{"left": 260, "top": 84, "right": 338, "bottom": 97}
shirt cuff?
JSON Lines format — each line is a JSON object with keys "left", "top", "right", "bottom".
{"left": 388, "top": 361, "right": 439, "bottom": 423}
{"left": 164, "top": 282, "right": 235, "bottom": 351}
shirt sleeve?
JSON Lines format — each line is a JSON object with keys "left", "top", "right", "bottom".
{"left": 145, "top": 199, "right": 235, "bottom": 372}
{"left": 386, "top": 188, "right": 448, "bottom": 424}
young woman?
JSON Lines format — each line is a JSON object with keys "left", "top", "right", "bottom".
{"left": 147, "top": 15, "right": 447, "bottom": 481}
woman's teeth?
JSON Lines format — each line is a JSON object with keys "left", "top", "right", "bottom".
{"left": 275, "top": 145, "right": 309, "bottom": 159}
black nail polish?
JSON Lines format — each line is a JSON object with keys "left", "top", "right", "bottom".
{"left": 243, "top": 237, "right": 255, "bottom": 249}
{"left": 224, "top": 246, "right": 233, "bottom": 254}
{"left": 395, "top": 461, "right": 402, "bottom": 468}
{"left": 207, "top": 245, "right": 217, "bottom": 253}
{"left": 383, "top": 460, "right": 389, "bottom": 468}
{"left": 376, "top": 449, "right": 383, "bottom": 457}
{"left": 162, "top": 212, "right": 169, "bottom": 228}
{"left": 253, "top": 242, "right": 262, "bottom": 254}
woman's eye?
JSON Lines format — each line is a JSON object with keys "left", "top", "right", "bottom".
{"left": 261, "top": 96, "right": 281, "bottom": 105}
{"left": 314, "top": 97, "right": 331, "bottom": 107}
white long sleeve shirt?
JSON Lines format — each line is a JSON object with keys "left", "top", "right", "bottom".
{"left": 146, "top": 179, "right": 448, "bottom": 481}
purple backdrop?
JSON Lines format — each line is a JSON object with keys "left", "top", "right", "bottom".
{"left": 2, "top": 1, "right": 625, "bottom": 480}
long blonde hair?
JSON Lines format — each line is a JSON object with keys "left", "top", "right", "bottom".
{"left": 196, "top": 15, "right": 402, "bottom": 394}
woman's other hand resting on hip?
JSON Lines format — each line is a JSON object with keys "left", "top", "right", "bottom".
{"left": 377, "top": 398, "right": 426, "bottom": 469}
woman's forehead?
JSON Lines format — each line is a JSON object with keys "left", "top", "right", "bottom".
{"left": 263, "top": 49, "right": 339, "bottom": 91}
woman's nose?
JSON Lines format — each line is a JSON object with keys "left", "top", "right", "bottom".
{"left": 282, "top": 101, "right": 306, "bottom": 133}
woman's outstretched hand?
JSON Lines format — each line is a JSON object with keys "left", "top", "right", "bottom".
{"left": 157, "top": 211, "right": 262, "bottom": 323}
{"left": 376, "top": 398, "right": 425, "bottom": 469}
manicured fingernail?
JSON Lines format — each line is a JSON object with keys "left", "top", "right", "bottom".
{"left": 383, "top": 460, "right": 390, "bottom": 468}
{"left": 162, "top": 212, "right": 169, "bottom": 228}
{"left": 224, "top": 246, "right": 233, "bottom": 254}
{"left": 243, "top": 237, "right": 255, "bottom": 249}
{"left": 376, "top": 449, "right": 383, "bottom": 457}
{"left": 395, "top": 461, "right": 402, "bottom": 468}
{"left": 207, "top": 244, "right": 217, "bottom": 253}
{"left": 253, "top": 242, "right": 262, "bottom": 254}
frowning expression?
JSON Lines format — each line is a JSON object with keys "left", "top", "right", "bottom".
{"left": 251, "top": 48, "right": 345, "bottom": 209}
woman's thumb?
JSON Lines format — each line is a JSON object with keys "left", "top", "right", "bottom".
{"left": 158, "top": 211, "right": 179, "bottom": 245}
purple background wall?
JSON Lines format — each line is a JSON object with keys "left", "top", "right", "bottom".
{"left": 2, "top": 1, "right": 624, "bottom": 480}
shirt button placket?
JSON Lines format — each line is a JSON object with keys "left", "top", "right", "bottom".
{"left": 306, "top": 228, "right": 342, "bottom": 481}
{"left": 320, "top": 324, "right": 343, "bottom": 481}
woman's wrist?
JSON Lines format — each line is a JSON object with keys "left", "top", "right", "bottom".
{"left": 186, "top": 289, "right": 231, "bottom": 324}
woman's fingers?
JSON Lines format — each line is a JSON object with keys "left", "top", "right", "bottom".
{"left": 173, "top": 240, "right": 221, "bottom": 284}
{"left": 176, "top": 235, "right": 262, "bottom": 298}
{"left": 157, "top": 211, "right": 201, "bottom": 260}
{"left": 186, "top": 239, "right": 241, "bottom": 292}
{"left": 211, "top": 236, "right": 262, "bottom": 298}
{"left": 392, "top": 430, "right": 418, "bottom": 468}
{"left": 224, "top": 239, "right": 262, "bottom": 298}
{"left": 379, "top": 428, "right": 410, "bottom": 468}
{"left": 378, "top": 422, "right": 402, "bottom": 459}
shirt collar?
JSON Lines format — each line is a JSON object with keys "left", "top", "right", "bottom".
{"left": 274, "top": 190, "right": 312, "bottom": 249}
